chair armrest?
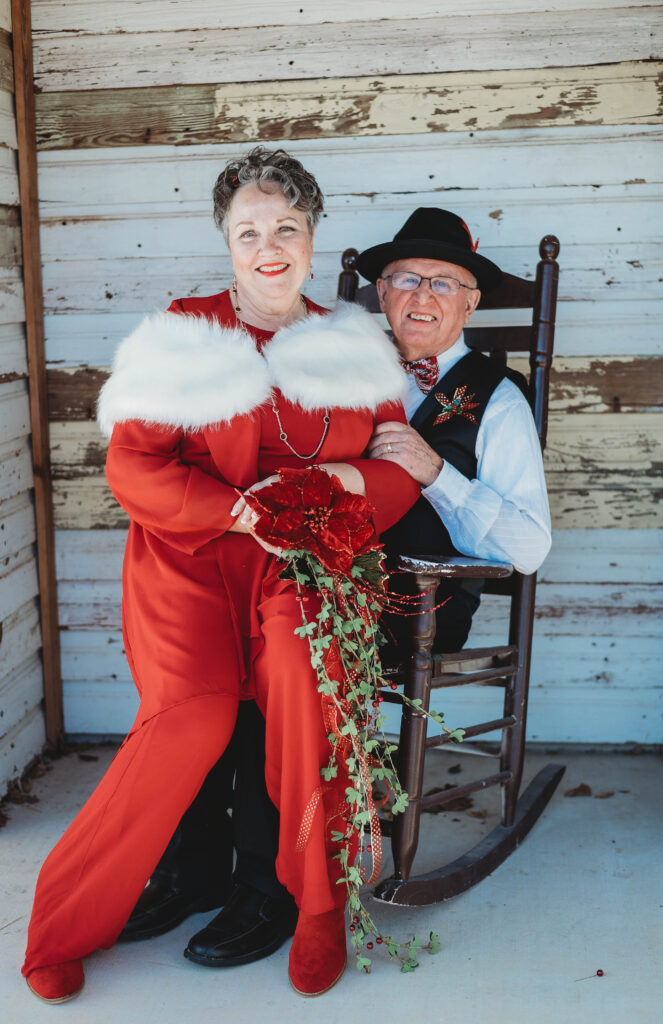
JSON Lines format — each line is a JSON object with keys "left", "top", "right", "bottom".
{"left": 397, "top": 554, "right": 513, "bottom": 579}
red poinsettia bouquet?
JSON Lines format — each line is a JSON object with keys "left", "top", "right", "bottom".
{"left": 245, "top": 466, "right": 447, "bottom": 974}
{"left": 246, "top": 465, "right": 380, "bottom": 575}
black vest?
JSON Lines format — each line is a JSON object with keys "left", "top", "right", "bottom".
{"left": 383, "top": 349, "right": 529, "bottom": 560}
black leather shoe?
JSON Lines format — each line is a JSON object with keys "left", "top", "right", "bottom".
{"left": 184, "top": 882, "right": 298, "bottom": 967}
{"left": 118, "top": 881, "right": 228, "bottom": 943}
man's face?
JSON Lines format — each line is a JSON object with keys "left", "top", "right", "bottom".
{"left": 376, "top": 257, "right": 481, "bottom": 361}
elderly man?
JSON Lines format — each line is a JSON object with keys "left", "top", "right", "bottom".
{"left": 359, "top": 208, "right": 551, "bottom": 652}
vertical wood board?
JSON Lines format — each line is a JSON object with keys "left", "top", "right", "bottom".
{"left": 11, "top": 0, "right": 62, "bottom": 748}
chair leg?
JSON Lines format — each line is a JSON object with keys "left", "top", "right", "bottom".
{"left": 391, "top": 571, "right": 437, "bottom": 881}
{"left": 500, "top": 573, "right": 536, "bottom": 826}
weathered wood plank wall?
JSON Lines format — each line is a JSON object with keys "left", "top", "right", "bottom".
{"left": 0, "top": 0, "right": 45, "bottom": 792}
{"left": 30, "top": 0, "right": 663, "bottom": 742}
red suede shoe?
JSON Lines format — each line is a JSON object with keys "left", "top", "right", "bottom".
{"left": 26, "top": 960, "right": 84, "bottom": 1004}
{"left": 288, "top": 907, "right": 346, "bottom": 997}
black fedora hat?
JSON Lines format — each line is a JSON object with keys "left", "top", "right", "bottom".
{"left": 356, "top": 208, "right": 502, "bottom": 292}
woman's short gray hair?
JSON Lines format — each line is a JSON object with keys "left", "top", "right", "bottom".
{"left": 213, "top": 147, "right": 324, "bottom": 241}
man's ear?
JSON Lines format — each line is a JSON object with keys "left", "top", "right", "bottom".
{"left": 376, "top": 277, "right": 387, "bottom": 313}
{"left": 464, "top": 288, "right": 481, "bottom": 323}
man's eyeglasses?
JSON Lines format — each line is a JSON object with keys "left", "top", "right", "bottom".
{"left": 381, "top": 271, "right": 477, "bottom": 296}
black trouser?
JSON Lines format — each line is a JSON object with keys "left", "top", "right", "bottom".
{"left": 152, "top": 699, "right": 291, "bottom": 904}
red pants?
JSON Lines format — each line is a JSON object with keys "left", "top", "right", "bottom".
{"left": 23, "top": 541, "right": 347, "bottom": 975}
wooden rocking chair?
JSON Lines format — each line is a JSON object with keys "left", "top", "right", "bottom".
{"left": 337, "top": 235, "right": 565, "bottom": 906}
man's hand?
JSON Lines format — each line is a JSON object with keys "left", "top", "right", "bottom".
{"left": 368, "top": 421, "right": 443, "bottom": 487}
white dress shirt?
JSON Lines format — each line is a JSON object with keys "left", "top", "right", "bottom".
{"left": 403, "top": 334, "right": 552, "bottom": 575}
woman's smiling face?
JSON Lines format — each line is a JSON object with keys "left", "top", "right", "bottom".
{"left": 227, "top": 183, "right": 314, "bottom": 313}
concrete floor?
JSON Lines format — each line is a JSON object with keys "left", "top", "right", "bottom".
{"left": 0, "top": 745, "right": 661, "bottom": 1024}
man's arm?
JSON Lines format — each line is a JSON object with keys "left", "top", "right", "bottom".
{"left": 368, "top": 379, "right": 552, "bottom": 574}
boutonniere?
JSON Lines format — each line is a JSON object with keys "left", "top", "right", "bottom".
{"left": 433, "top": 384, "right": 480, "bottom": 426}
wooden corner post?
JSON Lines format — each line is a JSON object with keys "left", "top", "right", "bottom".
{"left": 11, "top": 0, "right": 64, "bottom": 748}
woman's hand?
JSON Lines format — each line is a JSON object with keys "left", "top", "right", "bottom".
{"left": 229, "top": 476, "right": 284, "bottom": 555}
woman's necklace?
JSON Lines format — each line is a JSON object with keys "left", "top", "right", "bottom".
{"left": 231, "top": 283, "right": 331, "bottom": 461}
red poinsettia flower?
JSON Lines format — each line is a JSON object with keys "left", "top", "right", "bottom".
{"left": 244, "top": 466, "right": 378, "bottom": 575}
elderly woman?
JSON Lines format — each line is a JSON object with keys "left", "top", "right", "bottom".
{"left": 22, "top": 148, "right": 420, "bottom": 1002}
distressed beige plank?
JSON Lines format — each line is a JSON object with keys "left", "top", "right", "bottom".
{"left": 34, "top": 61, "right": 663, "bottom": 151}
{"left": 39, "top": 184, "right": 663, "bottom": 259}
{"left": 0, "top": 437, "right": 34, "bottom": 503}
{"left": 46, "top": 356, "right": 663, "bottom": 423}
{"left": 48, "top": 413, "right": 663, "bottom": 477}
{"left": 36, "top": 127, "right": 663, "bottom": 209}
{"left": 32, "top": 8, "right": 663, "bottom": 92}
{"left": 516, "top": 357, "right": 663, "bottom": 414}
{"left": 0, "top": 270, "right": 25, "bottom": 322}
{"left": 0, "top": 0, "right": 11, "bottom": 33}
{"left": 0, "top": 28, "right": 12, "bottom": 94}
{"left": 0, "top": 380, "right": 30, "bottom": 442}
{"left": 43, "top": 300, "right": 663, "bottom": 367}
{"left": 0, "top": 704, "right": 45, "bottom": 794}
{"left": 55, "top": 578, "right": 662, "bottom": 636}
{"left": 53, "top": 527, "right": 663, "bottom": 586}
{"left": 0, "top": 652, "right": 44, "bottom": 743}
{"left": 60, "top": 677, "right": 663, "bottom": 743}
{"left": 0, "top": 600, "right": 41, "bottom": 683}
{"left": 0, "top": 144, "right": 19, "bottom": 206}
{"left": 0, "top": 492, "right": 37, "bottom": 562}
{"left": 52, "top": 472, "right": 661, "bottom": 531}
{"left": 31, "top": 0, "right": 660, "bottom": 34}
{"left": 0, "top": 202, "right": 21, "bottom": 267}
{"left": 0, "top": 322, "right": 27, "bottom": 383}
{"left": 39, "top": 244, "right": 663, "bottom": 315}
{"left": 49, "top": 413, "right": 663, "bottom": 530}
{"left": 59, "top": 632, "right": 662, "bottom": 690}
{"left": 0, "top": 91, "right": 18, "bottom": 150}
{"left": 0, "top": 555, "right": 39, "bottom": 623}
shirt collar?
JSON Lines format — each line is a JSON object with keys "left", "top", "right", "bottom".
{"left": 433, "top": 331, "right": 470, "bottom": 379}
{"left": 402, "top": 331, "right": 470, "bottom": 421}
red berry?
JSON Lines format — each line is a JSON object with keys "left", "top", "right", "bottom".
{"left": 349, "top": 924, "right": 355, "bottom": 932}
{"left": 372, "top": 700, "right": 380, "bottom": 709}
{"left": 367, "top": 845, "right": 372, "bottom": 852}
{"left": 366, "top": 942, "right": 374, "bottom": 950}
{"left": 390, "top": 682, "right": 398, "bottom": 690}
{"left": 376, "top": 937, "right": 383, "bottom": 944}
{"left": 596, "top": 970, "right": 604, "bottom": 977}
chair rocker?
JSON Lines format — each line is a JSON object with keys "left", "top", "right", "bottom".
{"left": 337, "top": 235, "right": 565, "bottom": 906}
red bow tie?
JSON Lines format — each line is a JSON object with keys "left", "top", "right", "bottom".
{"left": 400, "top": 356, "right": 439, "bottom": 393}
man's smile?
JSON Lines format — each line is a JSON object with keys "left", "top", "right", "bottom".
{"left": 408, "top": 312, "right": 437, "bottom": 322}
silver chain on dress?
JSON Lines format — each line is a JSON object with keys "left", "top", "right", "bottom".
{"left": 232, "top": 283, "right": 331, "bottom": 460}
